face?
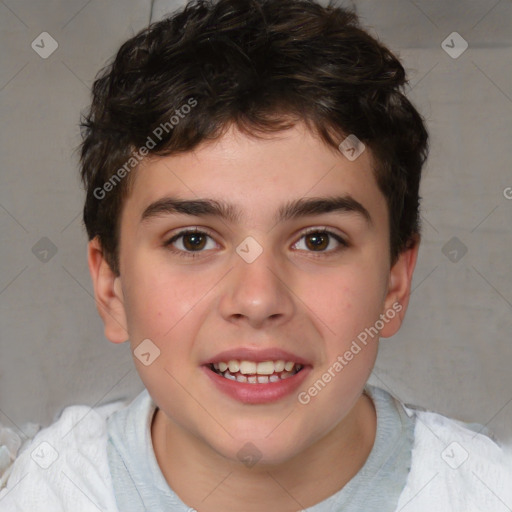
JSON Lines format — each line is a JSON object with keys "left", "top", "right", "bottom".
{"left": 90, "top": 122, "right": 416, "bottom": 465}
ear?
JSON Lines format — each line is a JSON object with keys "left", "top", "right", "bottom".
{"left": 87, "top": 237, "right": 128, "bottom": 343}
{"left": 380, "top": 235, "right": 420, "bottom": 338}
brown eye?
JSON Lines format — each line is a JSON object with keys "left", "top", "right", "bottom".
{"left": 182, "top": 232, "right": 207, "bottom": 251}
{"left": 304, "top": 232, "right": 329, "bottom": 251}
{"left": 165, "top": 229, "right": 218, "bottom": 257}
{"left": 292, "top": 229, "right": 347, "bottom": 254}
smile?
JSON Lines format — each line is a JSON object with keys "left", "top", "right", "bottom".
{"left": 204, "top": 359, "right": 310, "bottom": 404}
{"left": 210, "top": 360, "right": 304, "bottom": 383}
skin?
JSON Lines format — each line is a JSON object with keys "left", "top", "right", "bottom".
{"left": 88, "top": 122, "right": 419, "bottom": 511}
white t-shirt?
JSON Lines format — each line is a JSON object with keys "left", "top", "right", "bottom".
{"left": 0, "top": 386, "right": 511, "bottom": 511}
{"left": 106, "top": 385, "right": 414, "bottom": 511}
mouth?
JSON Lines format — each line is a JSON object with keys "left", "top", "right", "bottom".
{"left": 208, "top": 359, "right": 304, "bottom": 384}
{"left": 203, "top": 356, "right": 310, "bottom": 404}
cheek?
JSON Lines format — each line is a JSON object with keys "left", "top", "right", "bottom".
{"left": 122, "top": 257, "right": 212, "bottom": 339}
{"left": 121, "top": 262, "right": 208, "bottom": 410}
{"left": 302, "top": 262, "right": 387, "bottom": 348}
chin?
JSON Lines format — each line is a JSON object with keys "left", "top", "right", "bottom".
{"left": 206, "top": 424, "right": 313, "bottom": 468}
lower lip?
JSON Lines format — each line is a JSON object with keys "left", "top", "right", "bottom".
{"left": 202, "top": 365, "right": 311, "bottom": 404}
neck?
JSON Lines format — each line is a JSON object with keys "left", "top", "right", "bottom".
{"left": 151, "top": 393, "right": 376, "bottom": 512}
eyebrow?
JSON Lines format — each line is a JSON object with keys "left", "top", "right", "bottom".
{"left": 140, "top": 195, "right": 372, "bottom": 226}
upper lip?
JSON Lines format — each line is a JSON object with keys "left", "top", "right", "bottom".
{"left": 202, "top": 347, "right": 311, "bottom": 366}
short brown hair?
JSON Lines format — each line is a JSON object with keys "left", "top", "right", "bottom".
{"left": 79, "top": 0, "right": 429, "bottom": 274}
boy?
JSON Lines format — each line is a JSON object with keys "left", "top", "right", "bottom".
{"left": 1, "top": 0, "right": 511, "bottom": 510}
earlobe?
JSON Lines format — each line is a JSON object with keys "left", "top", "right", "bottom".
{"left": 87, "top": 237, "right": 129, "bottom": 344}
{"left": 380, "top": 236, "right": 420, "bottom": 338}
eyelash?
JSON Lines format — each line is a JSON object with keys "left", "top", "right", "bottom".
{"left": 163, "top": 227, "right": 348, "bottom": 259}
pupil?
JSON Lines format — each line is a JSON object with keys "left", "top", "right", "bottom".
{"left": 184, "top": 233, "right": 206, "bottom": 251}
{"left": 307, "top": 233, "right": 328, "bottom": 251}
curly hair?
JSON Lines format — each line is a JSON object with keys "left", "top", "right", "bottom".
{"left": 79, "top": 0, "right": 429, "bottom": 275}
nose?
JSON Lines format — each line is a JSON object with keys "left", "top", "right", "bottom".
{"left": 218, "top": 249, "right": 295, "bottom": 329}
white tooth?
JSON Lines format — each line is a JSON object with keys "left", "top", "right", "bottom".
{"left": 256, "top": 361, "right": 275, "bottom": 375}
{"left": 239, "top": 361, "right": 257, "bottom": 374}
{"left": 274, "top": 360, "right": 285, "bottom": 372}
{"left": 269, "top": 374, "right": 280, "bottom": 383}
{"left": 247, "top": 375, "right": 258, "bottom": 384}
{"left": 213, "top": 363, "right": 219, "bottom": 370}
{"left": 218, "top": 361, "right": 228, "bottom": 372}
{"left": 236, "top": 374, "right": 248, "bottom": 383}
{"left": 224, "top": 372, "right": 236, "bottom": 381}
{"left": 281, "top": 371, "right": 293, "bottom": 379}
{"left": 257, "top": 375, "right": 269, "bottom": 384}
{"left": 284, "top": 361, "right": 295, "bottom": 371}
{"left": 228, "top": 360, "right": 239, "bottom": 373}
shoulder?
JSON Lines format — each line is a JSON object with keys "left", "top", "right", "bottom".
{"left": 0, "top": 399, "right": 127, "bottom": 512}
{"left": 396, "top": 404, "right": 512, "bottom": 512}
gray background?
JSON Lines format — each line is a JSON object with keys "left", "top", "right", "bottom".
{"left": 1, "top": 0, "right": 511, "bottom": 444}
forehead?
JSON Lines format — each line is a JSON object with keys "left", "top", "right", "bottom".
{"left": 122, "top": 123, "right": 387, "bottom": 228}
